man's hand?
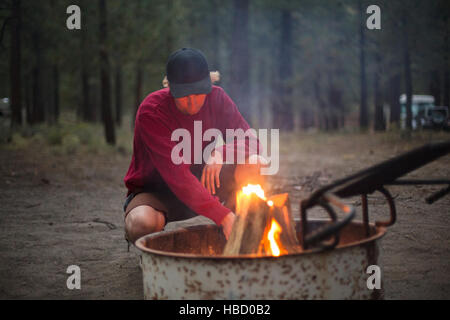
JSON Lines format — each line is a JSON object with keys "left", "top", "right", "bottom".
{"left": 201, "top": 150, "right": 223, "bottom": 195}
{"left": 220, "top": 211, "right": 236, "bottom": 240}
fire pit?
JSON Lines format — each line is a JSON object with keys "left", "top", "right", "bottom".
{"left": 136, "top": 141, "right": 450, "bottom": 300}
{"left": 136, "top": 221, "right": 386, "bottom": 299}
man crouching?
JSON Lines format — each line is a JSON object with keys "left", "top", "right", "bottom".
{"left": 123, "top": 48, "right": 265, "bottom": 245}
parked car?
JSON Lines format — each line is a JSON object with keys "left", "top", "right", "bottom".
{"left": 423, "top": 105, "right": 449, "bottom": 130}
{"left": 399, "top": 94, "right": 449, "bottom": 130}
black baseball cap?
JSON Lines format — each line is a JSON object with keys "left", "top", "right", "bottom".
{"left": 166, "top": 48, "right": 212, "bottom": 98}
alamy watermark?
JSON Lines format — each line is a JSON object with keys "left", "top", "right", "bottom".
{"left": 171, "top": 121, "right": 279, "bottom": 175}
{"left": 66, "top": 4, "right": 380, "bottom": 31}
{"left": 366, "top": 265, "right": 381, "bottom": 290}
{"left": 66, "top": 265, "right": 81, "bottom": 290}
{"left": 366, "top": 5, "right": 381, "bottom": 30}
{"left": 66, "top": 5, "right": 81, "bottom": 30}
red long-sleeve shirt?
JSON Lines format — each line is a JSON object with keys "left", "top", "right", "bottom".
{"left": 124, "top": 86, "right": 259, "bottom": 225}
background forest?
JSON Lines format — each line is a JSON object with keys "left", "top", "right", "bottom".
{"left": 0, "top": 1, "right": 450, "bottom": 300}
{"left": 0, "top": 0, "right": 449, "bottom": 145}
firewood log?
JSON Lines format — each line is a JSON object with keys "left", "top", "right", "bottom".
{"left": 265, "top": 193, "right": 301, "bottom": 254}
{"left": 223, "top": 192, "right": 301, "bottom": 256}
{"left": 223, "top": 192, "right": 270, "bottom": 256}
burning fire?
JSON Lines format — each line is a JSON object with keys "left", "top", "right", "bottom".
{"left": 267, "top": 219, "right": 283, "bottom": 257}
{"left": 237, "top": 184, "right": 287, "bottom": 257}
{"left": 241, "top": 184, "right": 267, "bottom": 200}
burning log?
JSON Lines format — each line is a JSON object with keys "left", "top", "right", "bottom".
{"left": 223, "top": 185, "right": 301, "bottom": 256}
{"left": 263, "top": 193, "right": 301, "bottom": 255}
{"left": 223, "top": 190, "right": 269, "bottom": 255}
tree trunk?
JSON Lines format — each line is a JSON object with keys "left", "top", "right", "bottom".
{"left": 210, "top": 0, "right": 221, "bottom": 71}
{"left": 444, "top": 14, "right": 449, "bottom": 108}
{"left": 300, "top": 109, "right": 314, "bottom": 130}
{"left": 99, "top": 0, "right": 116, "bottom": 145}
{"left": 133, "top": 63, "right": 143, "bottom": 126}
{"left": 32, "top": 66, "right": 44, "bottom": 124}
{"left": 277, "top": 9, "right": 294, "bottom": 131}
{"left": 166, "top": 0, "right": 174, "bottom": 55}
{"left": 374, "top": 51, "right": 385, "bottom": 131}
{"left": 81, "top": 67, "right": 92, "bottom": 121}
{"left": 230, "top": 0, "right": 250, "bottom": 123}
{"left": 401, "top": 8, "right": 413, "bottom": 130}
{"left": 32, "top": 31, "right": 45, "bottom": 124}
{"left": 255, "top": 57, "right": 266, "bottom": 127}
{"left": 80, "top": 25, "right": 93, "bottom": 122}
{"left": 388, "top": 74, "right": 401, "bottom": 125}
{"left": 25, "top": 74, "right": 32, "bottom": 125}
{"left": 313, "top": 72, "right": 328, "bottom": 130}
{"left": 327, "top": 83, "right": 342, "bottom": 131}
{"left": 358, "top": 0, "right": 368, "bottom": 130}
{"left": 10, "top": 0, "right": 22, "bottom": 129}
{"left": 53, "top": 64, "right": 60, "bottom": 123}
{"left": 271, "top": 63, "right": 282, "bottom": 129}
{"left": 115, "top": 64, "right": 122, "bottom": 126}
{"left": 429, "top": 70, "right": 441, "bottom": 106}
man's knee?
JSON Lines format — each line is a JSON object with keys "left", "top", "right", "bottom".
{"left": 125, "top": 205, "right": 166, "bottom": 243}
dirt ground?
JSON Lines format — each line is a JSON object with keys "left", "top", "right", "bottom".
{"left": 0, "top": 131, "right": 449, "bottom": 299}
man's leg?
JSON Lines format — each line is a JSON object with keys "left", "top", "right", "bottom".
{"left": 125, "top": 205, "right": 166, "bottom": 243}
{"left": 124, "top": 192, "right": 168, "bottom": 243}
{"left": 124, "top": 159, "right": 266, "bottom": 244}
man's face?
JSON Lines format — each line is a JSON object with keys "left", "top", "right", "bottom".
{"left": 174, "top": 94, "right": 207, "bottom": 115}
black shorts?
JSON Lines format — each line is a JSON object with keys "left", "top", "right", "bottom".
{"left": 122, "top": 164, "right": 237, "bottom": 224}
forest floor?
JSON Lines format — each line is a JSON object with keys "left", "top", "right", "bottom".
{"left": 0, "top": 127, "right": 449, "bottom": 299}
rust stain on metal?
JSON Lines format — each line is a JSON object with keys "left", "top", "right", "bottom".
{"left": 136, "top": 221, "right": 386, "bottom": 300}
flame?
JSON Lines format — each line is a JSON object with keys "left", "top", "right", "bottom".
{"left": 242, "top": 184, "right": 266, "bottom": 200}
{"left": 237, "top": 184, "right": 286, "bottom": 257}
{"left": 240, "top": 184, "right": 274, "bottom": 207}
{"left": 267, "top": 219, "right": 282, "bottom": 256}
